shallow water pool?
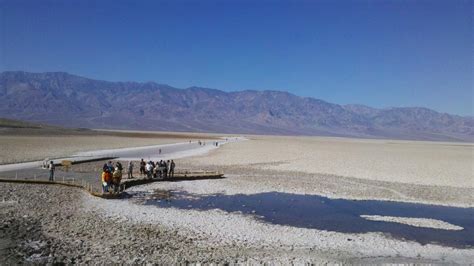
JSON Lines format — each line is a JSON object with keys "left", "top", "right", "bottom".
{"left": 142, "top": 190, "right": 474, "bottom": 248}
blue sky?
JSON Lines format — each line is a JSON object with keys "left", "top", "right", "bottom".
{"left": 1, "top": 0, "right": 472, "bottom": 115}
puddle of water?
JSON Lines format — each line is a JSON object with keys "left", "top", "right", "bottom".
{"left": 142, "top": 190, "right": 474, "bottom": 248}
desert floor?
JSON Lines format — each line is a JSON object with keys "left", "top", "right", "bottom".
{"left": 1, "top": 132, "right": 473, "bottom": 264}
{"left": 176, "top": 135, "right": 474, "bottom": 207}
{"left": 183, "top": 135, "right": 474, "bottom": 188}
{"left": 0, "top": 130, "right": 219, "bottom": 164}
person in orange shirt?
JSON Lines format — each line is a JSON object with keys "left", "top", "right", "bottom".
{"left": 101, "top": 168, "right": 112, "bottom": 193}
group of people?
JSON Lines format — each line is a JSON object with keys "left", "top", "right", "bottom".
{"left": 197, "top": 140, "right": 219, "bottom": 147}
{"left": 100, "top": 158, "right": 177, "bottom": 194}
{"left": 139, "top": 158, "right": 175, "bottom": 179}
{"left": 101, "top": 161, "right": 123, "bottom": 193}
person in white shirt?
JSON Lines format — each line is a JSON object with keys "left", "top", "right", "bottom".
{"left": 145, "top": 161, "right": 153, "bottom": 179}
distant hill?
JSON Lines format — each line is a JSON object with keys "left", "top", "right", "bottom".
{"left": 1, "top": 71, "right": 472, "bottom": 141}
{"left": 0, "top": 117, "right": 44, "bottom": 129}
{"left": 0, "top": 116, "right": 95, "bottom": 136}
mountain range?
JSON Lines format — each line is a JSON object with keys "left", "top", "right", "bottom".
{"left": 1, "top": 71, "right": 472, "bottom": 142}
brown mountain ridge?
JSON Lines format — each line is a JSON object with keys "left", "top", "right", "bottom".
{"left": 1, "top": 71, "right": 472, "bottom": 142}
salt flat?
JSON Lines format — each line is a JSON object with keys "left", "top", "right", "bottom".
{"left": 0, "top": 130, "right": 222, "bottom": 164}
{"left": 184, "top": 135, "right": 473, "bottom": 188}
{"left": 2, "top": 131, "right": 473, "bottom": 263}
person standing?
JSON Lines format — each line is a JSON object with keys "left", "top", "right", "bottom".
{"left": 170, "top": 160, "right": 175, "bottom": 178}
{"left": 128, "top": 161, "right": 134, "bottom": 179}
{"left": 112, "top": 166, "right": 122, "bottom": 193}
{"left": 166, "top": 160, "right": 171, "bottom": 177}
{"left": 162, "top": 160, "right": 168, "bottom": 179}
{"left": 159, "top": 160, "right": 164, "bottom": 178}
{"left": 48, "top": 161, "right": 55, "bottom": 181}
{"left": 101, "top": 168, "right": 112, "bottom": 193}
{"left": 145, "top": 161, "right": 153, "bottom": 179}
{"left": 107, "top": 161, "right": 114, "bottom": 172}
{"left": 139, "top": 159, "right": 146, "bottom": 176}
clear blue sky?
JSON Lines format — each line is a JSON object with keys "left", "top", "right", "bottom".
{"left": 1, "top": 0, "right": 472, "bottom": 115}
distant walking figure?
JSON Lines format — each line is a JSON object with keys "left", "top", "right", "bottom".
{"left": 48, "top": 161, "right": 55, "bottom": 181}
{"left": 159, "top": 148, "right": 162, "bottom": 155}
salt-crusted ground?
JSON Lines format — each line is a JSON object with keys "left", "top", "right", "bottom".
{"left": 183, "top": 135, "right": 473, "bottom": 188}
{"left": 359, "top": 215, "right": 464, "bottom": 231}
{"left": 2, "top": 134, "right": 473, "bottom": 263}
{"left": 0, "top": 130, "right": 220, "bottom": 165}
{"left": 176, "top": 136, "right": 474, "bottom": 207}
{"left": 81, "top": 182, "right": 474, "bottom": 264}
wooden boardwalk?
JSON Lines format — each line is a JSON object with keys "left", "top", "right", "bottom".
{"left": 0, "top": 170, "right": 224, "bottom": 199}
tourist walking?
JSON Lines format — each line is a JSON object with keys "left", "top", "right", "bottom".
{"left": 48, "top": 161, "right": 55, "bottom": 181}
{"left": 128, "top": 161, "right": 134, "bottom": 179}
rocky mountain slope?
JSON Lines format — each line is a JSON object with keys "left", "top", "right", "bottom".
{"left": 1, "top": 71, "right": 472, "bottom": 141}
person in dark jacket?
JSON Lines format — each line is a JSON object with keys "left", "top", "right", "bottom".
{"left": 128, "top": 161, "right": 134, "bottom": 179}
{"left": 139, "top": 159, "right": 146, "bottom": 175}
{"left": 162, "top": 160, "right": 168, "bottom": 179}
{"left": 169, "top": 160, "right": 175, "bottom": 178}
{"left": 48, "top": 161, "right": 55, "bottom": 181}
